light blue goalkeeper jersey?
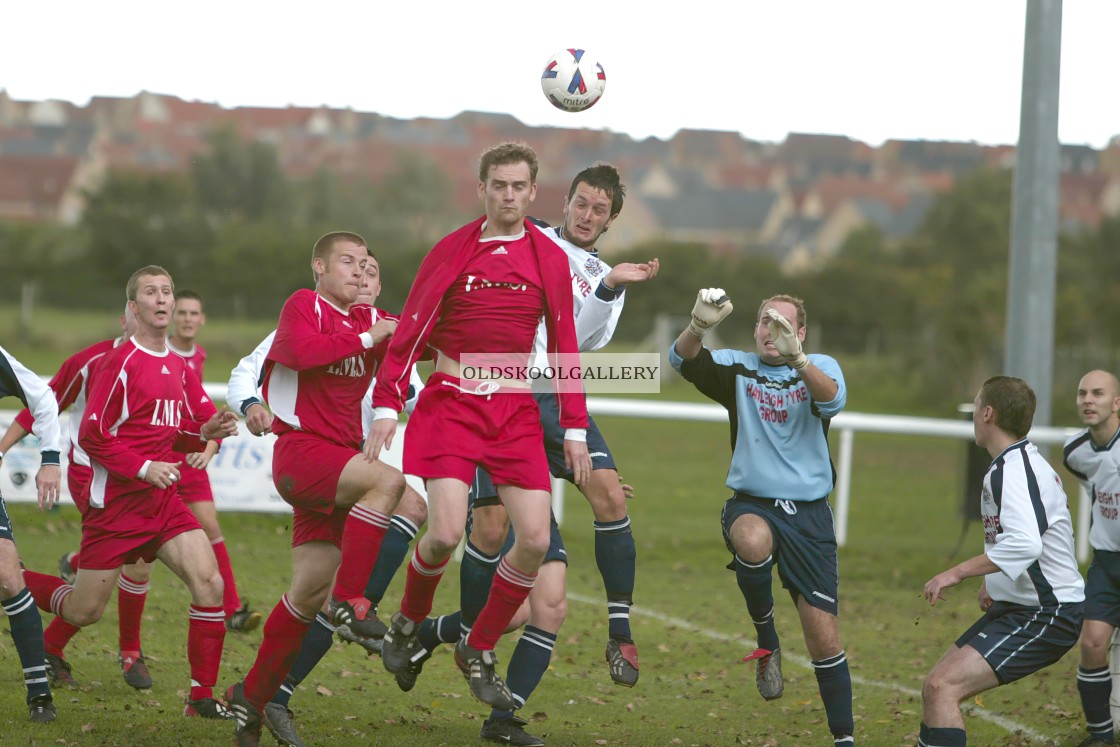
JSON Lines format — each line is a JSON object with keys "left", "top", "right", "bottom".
{"left": 669, "top": 344, "right": 846, "bottom": 501}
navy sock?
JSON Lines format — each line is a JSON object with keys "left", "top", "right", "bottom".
{"left": 734, "top": 554, "right": 779, "bottom": 652}
{"left": 1078, "top": 665, "right": 1114, "bottom": 739}
{"left": 489, "top": 624, "right": 557, "bottom": 721}
{"left": 919, "top": 723, "right": 966, "bottom": 747}
{"left": 2, "top": 589, "right": 51, "bottom": 703}
{"left": 270, "top": 612, "right": 334, "bottom": 707}
{"left": 418, "top": 611, "right": 461, "bottom": 651}
{"left": 363, "top": 516, "right": 418, "bottom": 607}
{"left": 812, "top": 651, "right": 854, "bottom": 740}
{"left": 594, "top": 517, "right": 636, "bottom": 641}
{"left": 460, "top": 542, "right": 500, "bottom": 627}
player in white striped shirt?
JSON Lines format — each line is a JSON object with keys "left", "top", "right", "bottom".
{"left": 0, "top": 344, "right": 63, "bottom": 722}
{"left": 1063, "top": 369, "right": 1120, "bottom": 745}
{"left": 920, "top": 376, "right": 1084, "bottom": 747}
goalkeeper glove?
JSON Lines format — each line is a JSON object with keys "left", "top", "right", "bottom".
{"left": 765, "top": 308, "right": 808, "bottom": 370}
{"left": 689, "top": 288, "right": 733, "bottom": 338}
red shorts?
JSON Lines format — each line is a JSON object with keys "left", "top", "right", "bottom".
{"left": 177, "top": 464, "right": 214, "bottom": 503}
{"left": 79, "top": 489, "right": 202, "bottom": 570}
{"left": 404, "top": 373, "right": 550, "bottom": 492}
{"left": 273, "top": 431, "right": 357, "bottom": 549}
{"left": 67, "top": 463, "right": 92, "bottom": 516}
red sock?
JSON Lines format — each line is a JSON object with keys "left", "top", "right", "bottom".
{"left": 187, "top": 604, "right": 226, "bottom": 701}
{"left": 243, "top": 595, "right": 313, "bottom": 710}
{"left": 331, "top": 504, "right": 390, "bottom": 601}
{"left": 43, "top": 616, "right": 81, "bottom": 657}
{"left": 23, "top": 570, "right": 71, "bottom": 617}
{"left": 399, "top": 548, "right": 449, "bottom": 623}
{"left": 210, "top": 537, "right": 241, "bottom": 617}
{"left": 117, "top": 573, "right": 149, "bottom": 652}
{"left": 468, "top": 558, "right": 536, "bottom": 651}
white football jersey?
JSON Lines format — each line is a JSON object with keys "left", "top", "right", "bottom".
{"left": 1063, "top": 427, "right": 1120, "bottom": 552}
{"left": 982, "top": 439, "right": 1084, "bottom": 606}
{"left": 529, "top": 224, "right": 625, "bottom": 372}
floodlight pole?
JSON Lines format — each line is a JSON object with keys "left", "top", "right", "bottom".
{"left": 1004, "top": 0, "right": 1062, "bottom": 426}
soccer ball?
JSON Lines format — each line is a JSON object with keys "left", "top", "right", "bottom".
{"left": 541, "top": 49, "right": 606, "bottom": 113}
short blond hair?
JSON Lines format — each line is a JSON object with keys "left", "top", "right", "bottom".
{"left": 126, "top": 265, "right": 173, "bottom": 301}
{"left": 479, "top": 142, "right": 539, "bottom": 184}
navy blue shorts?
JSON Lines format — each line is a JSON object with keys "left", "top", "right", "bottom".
{"left": 468, "top": 492, "right": 567, "bottom": 565}
{"left": 0, "top": 490, "right": 14, "bottom": 542}
{"left": 956, "top": 600, "right": 1083, "bottom": 685}
{"left": 534, "top": 391, "right": 616, "bottom": 480}
{"left": 1084, "top": 549, "right": 1120, "bottom": 626}
{"left": 721, "top": 493, "right": 839, "bottom": 615}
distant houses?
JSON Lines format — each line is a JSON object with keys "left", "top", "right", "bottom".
{"left": 1, "top": 89, "right": 1118, "bottom": 265}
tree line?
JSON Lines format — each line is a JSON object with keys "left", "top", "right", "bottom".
{"left": 1, "top": 128, "right": 1117, "bottom": 416}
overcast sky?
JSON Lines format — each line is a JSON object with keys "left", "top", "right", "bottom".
{"left": 2, "top": 1, "right": 1115, "bottom": 147}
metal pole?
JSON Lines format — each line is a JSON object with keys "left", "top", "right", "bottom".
{"left": 1004, "top": 0, "right": 1063, "bottom": 425}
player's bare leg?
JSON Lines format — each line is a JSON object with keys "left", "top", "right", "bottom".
{"left": 157, "top": 527, "right": 229, "bottom": 718}
{"left": 728, "top": 514, "right": 783, "bottom": 699}
{"left": 47, "top": 548, "right": 153, "bottom": 688}
{"left": 188, "top": 500, "right": 259, "bottom": 632}
{"left": 921, "top": 643, "right": 998, "bottom": 742}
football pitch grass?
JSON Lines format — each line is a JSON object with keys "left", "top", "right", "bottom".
{"left": 0, "top": 416, "right": 1088, "bottom": 746}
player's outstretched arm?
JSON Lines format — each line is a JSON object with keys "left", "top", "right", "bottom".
{"left": 922, "top": 553, "right": 1000, "bottom": 606}
{"left": 604, "top": 258, "right": 660, "bottom": 288}
{"left": 674, "top": 288, "right": 733, "bottom": 360}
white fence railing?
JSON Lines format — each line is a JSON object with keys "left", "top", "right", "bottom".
{"left": 3, "top": 387, "right": 1089, "bottom": 562}
{"left": 575, "top": 397, "right": 1089, "bottom": 563}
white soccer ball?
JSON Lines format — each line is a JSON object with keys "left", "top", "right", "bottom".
{"left": 540, "top": 48, "right": 606, "bottom": 113}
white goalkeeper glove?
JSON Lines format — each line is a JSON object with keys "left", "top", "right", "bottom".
{"left": 765, "top": 308, "right": 808, "bottom": 370}
{"left": 689, "top": 288, "right": 733, "bottom": 339}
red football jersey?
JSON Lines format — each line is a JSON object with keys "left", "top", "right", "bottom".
{"left": 263, "top": 289, "right": 391, "bottom": 449}
{"left": 167, "top": 340, "right": 217, "bottom": 491}
{"left": 15, "top": 337, "right": 118, "bottom": 469}
{"left": 79, "top": 338, "right": 211, "bottom": 509}
{"left": 168, "top": 340, "right": 207, "bottom": 380}
{"left": 428, "top": 232, "right": 545, "bottom": 363}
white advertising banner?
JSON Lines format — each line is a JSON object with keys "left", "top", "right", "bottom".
{"left": 0, "top": 410, "right": 425, "bottom": 512}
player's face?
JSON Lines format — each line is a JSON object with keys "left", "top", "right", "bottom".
{"left": 172, "top": 298, "right": 205, "bottom": 340}
{"left": 754, "top": 300, "right": 804, "bottom": 365}
{"left": 1076, "top": 371, "right": 1120, "bottom": 427}
{"left": 357, "top": 257, "right": 382, "bottom": 306}
{"left": 129, "top": 274, "right": 175, "bottom": 332}
{"left": 478, "top": 161, "right": 536, "bottom": 232}
{"left": 562, "top": 182, "right": 615, "bottom": 249}
{"left": 314, "top": 241, "right": 366, "bottom": 308}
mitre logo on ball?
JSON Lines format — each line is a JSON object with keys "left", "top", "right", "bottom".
{"left": 541, "top": 48, "right": 606, "bottom": 113}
